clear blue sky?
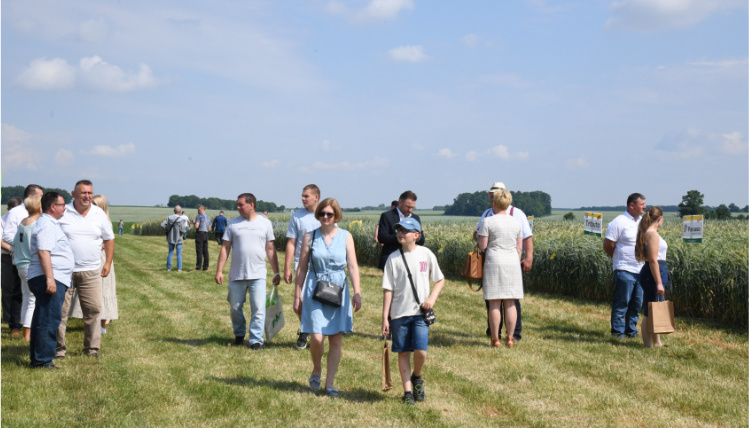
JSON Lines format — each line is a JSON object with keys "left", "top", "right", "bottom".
{"left": 2, "top": 0, "right": 747, "bottom": 209}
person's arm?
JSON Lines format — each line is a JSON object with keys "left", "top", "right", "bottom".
{"left": 521, "top": 236, "right": 533, "bottom": 272}
{"left": 293, "top": 232, "right": 312, "bottom": 316}
{"left": 345, "top": 232, "right": 361, "bottom": 312}
{"left": 478, "top": 235, "right": 488, "bottom": 252}
{"left": 414, "top": 214, "right": 425, "bottom": 246}
{"left": 382, "top": 289, "right": 393, "bottom": 336}
{"left": 422, "top": 278, "right": 444, "bottom": 311}
{"left": 265, "top": 240, "right": 280, "bottom": 286}
{"left": 645, "top": 232, "right": 664, "bottom": 295}
{"left": 374, "top": 224, "right": 380, "bottom": 242}
{"left": 516, "top": 237, "right": 523, "bottom": 259}
{"left": 603, "top": 239, "right": 616, "bottom": 257}
{"left": 1, "top": 241, "right": 11, "bottom": 252}
{"left": 284, "top": 237, "right": 297, "bottom": 284}
{"left": 214, "top": 240, "right": 232, "bottom": 285}
{"left": 377, "top": 212, "right": 398, "bottom": 246}
{"left": 38, "top": 250, "right": 57, "bottom": 294}
{"left": 210, "top": 217, "right": 216, "bottom": 232}
{"left": 101, "top": 239, "right": 114, "bottom": 277}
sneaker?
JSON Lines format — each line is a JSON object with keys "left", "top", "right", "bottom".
{"left": 234, "top": 336, "right": 244, "bottom": 346}
{"left": 249, "top": 343, "right": 263, "bottom": 351}
{"left": 296, "top": 332, "right": 309, "bottom": 350}
{"left": 85, "top": 351, "right": 99, "bottom": 359}
{"left": 411, "top": 374, "right": 425, "bottom": 402}
{"left": 101, "top": 327, "right": 107, "bottom": 334}
{"left": 402, "top": 392, "right": 415, "bottom": 405}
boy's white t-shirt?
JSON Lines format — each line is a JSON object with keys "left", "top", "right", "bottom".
{"left": 382, "top": 246, "right": 444, "bottom": 320}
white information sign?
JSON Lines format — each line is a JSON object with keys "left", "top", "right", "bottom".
{"left": 683, "top": 215, "right": 704, "bottom": 243}
{"left": 527, "top": 216, "right": 534, "bottom": 232}
{"left": 584, "top": 212, "right": 603, "bottom": 237}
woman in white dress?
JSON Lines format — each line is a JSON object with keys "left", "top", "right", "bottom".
{"left": 477, "top": 189, "right": 523, "bottom": 348}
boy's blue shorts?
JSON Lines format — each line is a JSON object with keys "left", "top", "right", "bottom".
{"left": 391, "top": 315, "right": 429, "bottom": 353}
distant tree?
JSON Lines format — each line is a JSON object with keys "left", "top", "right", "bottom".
{"left": 2, "top": 185, "right": 71, "bottom": 204}
{"left": 743, "top": 205, "right": 749, "bottom": 213}
{"left": 444, "top": 189, "right": 552, "bottom": 217}
{"left": 563, "top": 212, "right": 576, "bottom": 221}
{"left": 737, "top": 214, "right": 746, "bottom": 220}
{"left": 678, "top": 190, "right": 705, "bottom": 217}
{"left": 704, "top": 209, "right": 716, "bottom": 220}
{"left": 715, "top": 204, "right": 731, "bottom": 220}
{"left": 728, "top": 203, "right": 741, "bottom": 213}
{"left": 444, "top": 191, "right": 490, "bottom": 216}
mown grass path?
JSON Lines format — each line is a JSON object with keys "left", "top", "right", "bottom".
{"left": 2, "top": 234, "right": 746, "bottom": 427}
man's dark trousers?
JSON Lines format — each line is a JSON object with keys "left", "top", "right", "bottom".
{"left": 1, "top": 254, "right": 23, "bottom": 329}
{"left": 195, "top": 231, "right": 209, "bottom": 270}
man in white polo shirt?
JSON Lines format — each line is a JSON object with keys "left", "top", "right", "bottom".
{"left": 474, "top": 182, "right": 533, "bottom": 343}
{"left": 57, "top": 180, "right": 115, "bottom": 358}
{"left": 604, "top": 193, "right": 646, "bottom": 339}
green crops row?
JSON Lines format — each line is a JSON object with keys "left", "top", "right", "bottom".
{"left": 133, "top": 216, "right": 748, "bottom": 327}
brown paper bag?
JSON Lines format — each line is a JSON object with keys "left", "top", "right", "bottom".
{"left": 648, "top": 300, "right": 675, "bottom": 334}
{"left": 382, "top": 341, "right": 393, "bottom": 391}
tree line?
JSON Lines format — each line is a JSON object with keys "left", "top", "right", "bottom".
{"left": 1, "top": 186, "right": 72, "bottom": 204}
{"left": 443, "top": 190, "right": 552, "bottom": 217}
{"left": 167, "top": 194, "right": 285, "bottom": 212}
{"left": 677, "top": 190, "right": 748, "bottom": 220}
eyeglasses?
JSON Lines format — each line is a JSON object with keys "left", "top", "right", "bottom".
{"left": 53, "top": 203, "right": 66, "bottom": 207}
{"left": 318, "top": 212, "right": 335, "bottom": 219}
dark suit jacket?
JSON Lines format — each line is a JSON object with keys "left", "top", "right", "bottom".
{"left": 377, "top": 209, "right": 425, "bottom": 269}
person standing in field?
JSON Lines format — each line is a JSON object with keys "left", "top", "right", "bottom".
{"left": 634, "top": 206, "right": 670, "bottom": 348}
{"left": 27, "top": 192, "right": 74, "bottom": 369}
{"left": 604, "top": 193, "right": 646, "bottom": 339}
{"left": 374, "top": 201, "right": 398, "bottom": 243}
{"left": 382, "top": 218, "right": 444, "bottom": 405}
{"left": 3, "top": 185, "right": 44, "bottom": 338}
{"left": 13, "top": 195, "right": 42, "bottom": 341}
{"left": 215, "top": 193, "right": 281, "bottom": 350}
{"left": 161, "top": 206, "right": 187, "bottom": 272}
{"left": 180, "top": 210, "right": 190, "bottom": 239}
{"left": 474, "top": 182, "right": 533, "bottom": 343}
{"left": 378, "top": 191, "right": 425, "bottom": 270}
{"left": 210, "top": 211, "right": 228, "bottom": 246}
{"left": 284, "top": 184, "right": 321, "bottom": 350}
{"left": 294, "top": 198, "right": 362, "bottom": 397}
{"left": 57, "top": 180, "right": 115, "bottom": 359}
{"left": 193, "top": 206, "right": 211, "bottom": 271}
{"left": 118, "top": 219, "right": 124, "bottom": 236}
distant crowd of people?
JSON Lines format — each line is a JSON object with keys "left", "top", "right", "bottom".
{"left": 1, "top": 179, "right": 670, "bottom": 404}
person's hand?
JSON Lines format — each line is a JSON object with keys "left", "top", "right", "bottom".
{"left": 293, "top": 297, "right": 303, "bottom": 316}
{"left": 215, "top": 272, "right": 224, "bottom": 286}
{"left": 272, "top": 273, "right": 281, "bottom": 286}
{"left": 284, "top": 268, "right": 292, "bottom": 284}
{"left": 46, "top": 277, "right": 57, "bottom": 295}
{"left": 101, "top": 264, "right": 111, "bottom": 278}
{"left": 352, "top": 293, "right": 362, "bottom": 312}
{"left": 521, "top": 258, "right": 533, "bottom": 273}
{"left": 421, "top": 298, "right": 435, "bottom": 311}
{"left": 472, "top": 229, "right": 478, "bottom": 241}
{"left": 657, "top": 284, "right": 665, "bottom": 296}
{"left": 382, "top": 319, "right": 389, "bottom": 337}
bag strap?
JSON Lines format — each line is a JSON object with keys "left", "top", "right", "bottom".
{"left": 310, "top": 229, "right": 318, "bottom": 280}
{"left": 166, "top": 215, "right": 181, "bottom": 235}
{"left": 398, "top": 247, "right": 422, "bottom": 306}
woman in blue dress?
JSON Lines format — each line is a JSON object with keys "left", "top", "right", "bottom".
{"left": 294, "top": 198, "right": 362, "bottom": 397}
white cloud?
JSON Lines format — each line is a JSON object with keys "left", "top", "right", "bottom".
{"left": 435, "top": 148, "right": 457, "bottom": 159}
{"left": 465, "top": 150, "right": 479, "bottom": 161}
{"left": 387, "top": 45, "right": 429, "bottom": 63}
{"left": 605, "top": 0, "right": 745, "bottom": 32}
{"left": 89, "top": 142, "right": 136, "bottom": 157}
{"left": 566, "top": 157, "right": 590, "bottom": 169}
{"left": 16, "top": 57, "right": 76, "bottom": 90}
{"left": 326, "top": 0, "right": 414, "bottom": 24}
{"left": 721, "top": 132, "right": 747, "bottom": 154}
{"left": 55, "top": 148, "right": 75, "bottom": 165}
{"left": 689, "top": 59, "right": 748, "bottom": 68}
{"left": 79, "top": 56, "right": 159, "bottom": 92}
{"left": 1, "top": 124, "right": 39, "bottom": 170}
{"left": 299, "top": 156, "right": 389, "bottom": 172}
{"left": 461, "top": 33, "right": 480, "bottom": 48}
{"left": 16, "top": 56, "right": 161, "bottom": 92}
{"left": 262, "top": 160, "right": 280, "bottom": 168}
{"left": 488, "top": 145, "right": 529, "bottom": 160}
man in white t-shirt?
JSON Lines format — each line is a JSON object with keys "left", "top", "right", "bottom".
{"left": 474, "top": 182, "right": 533, "bottom": 342}
{"left": 215, "top": 193, "right": 281, "bottom": 350}
{"left": 604, "top": 193, "right": 646, "bottom": 338}
{"left": 283, "top": 184, "right": 321, "bottom": 350}
{"left": 57, "top": 180, "right": 115, "bottom": 359}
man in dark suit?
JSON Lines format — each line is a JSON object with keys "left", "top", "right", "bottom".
{"left": 377, "top": 190, "right": 425, "bottom": 270}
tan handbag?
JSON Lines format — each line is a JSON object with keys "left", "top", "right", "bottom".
{"left": 461, "top": 246, "right": 483, "bottom": 292}
{"left": 382, "top": 339, "right": 393, "bottom": 391}
{"left": 648, "top": 301, "right": 675, "bottom": 334}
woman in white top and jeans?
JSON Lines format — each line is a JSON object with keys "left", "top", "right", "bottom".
{"left": 634, "top": 206, "right": 669, "bottom": 348}
{"left": 13, "top": 195, "right": 42, "bottom": 341}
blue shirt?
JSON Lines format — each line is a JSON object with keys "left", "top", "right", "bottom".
{"left": 212, "top": 215, "right": 228, "bottom": 233}
{"left": 28, "top": 214, "right": 75, "bottom": 287}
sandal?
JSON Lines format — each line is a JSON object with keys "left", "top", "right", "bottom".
{"left": 308, "top": 374, "right": 321, "bottom": 391}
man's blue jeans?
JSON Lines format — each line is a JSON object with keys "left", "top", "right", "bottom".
{"left": 28, "top": 276, "right": 67, "bottom": 367}
{"left": 167, "top": 243, "right": 183, "bottom": 271}
{"left": 611, "top": 270, "right": 643, "bottom": 337}
{"left": 227, "top": 279, "right": 266, "bottom": 345}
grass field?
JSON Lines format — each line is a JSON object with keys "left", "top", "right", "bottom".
{"left": 2, "top": 234, "right": 747, "bottom": 427}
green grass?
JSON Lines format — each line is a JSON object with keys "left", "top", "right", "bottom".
{"left": 2, "top": 234, "right": 746, "bottom": 427}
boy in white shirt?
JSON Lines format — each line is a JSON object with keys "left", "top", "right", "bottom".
{"left": 381, "top": 218, "right": 444, "bottom": 405}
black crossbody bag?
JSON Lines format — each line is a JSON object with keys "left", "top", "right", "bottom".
{"left": 310, "top": 230, "right": 344, "bottom": 307}
{"left": 398, "top": 248, "right": 436, "bottom": 325}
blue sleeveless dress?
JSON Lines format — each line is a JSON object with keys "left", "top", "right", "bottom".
{"left": 301, "top": 228, "right": 353, "bottom": 335}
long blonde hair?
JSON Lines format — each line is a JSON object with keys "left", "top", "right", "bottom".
{"left": 93, "top": 194, "right": 110, "bottom": 220}
{"left": 635, "top": 206, "right": 663, "bottom": 262}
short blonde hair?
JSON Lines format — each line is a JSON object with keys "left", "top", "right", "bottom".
{"left": 24, "top": 195, "right": 42, "bottom": 216}
{"left": 315, "top": 198, "right": 342, "bottom": 223}
{"left": 93, "top": 194, "right": 110, "bottom": 219}
{"left": 492, "top": 189, "right": 512, "bottom": 211}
